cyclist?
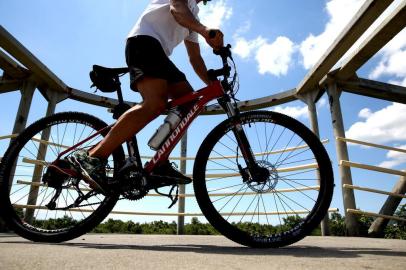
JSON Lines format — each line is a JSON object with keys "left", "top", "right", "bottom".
{"left": 69, "top": 0, "right": 224, "bottom": 193}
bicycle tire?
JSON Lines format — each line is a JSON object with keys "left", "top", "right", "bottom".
{"left": 0, "top": 112, "right": 125, "bottom": 242}
{"left": 193, "top": 111, "right": 334, "bottom": 248}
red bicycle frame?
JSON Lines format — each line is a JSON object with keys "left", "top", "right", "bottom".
{"left": 144, "top": 80, "right": 224, "bottom": 173}
{"left": 55, "top": 77, "right": 259, "bottom": 180}
{"left": 55, "top": 80, "right": 225, "bottom": 175}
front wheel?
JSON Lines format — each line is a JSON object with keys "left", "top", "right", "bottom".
{"left": 0, "top": 112, "right": 125, "bottom": 242}
{"left": 193, "top": 111, "right": 334, "bottom": 248}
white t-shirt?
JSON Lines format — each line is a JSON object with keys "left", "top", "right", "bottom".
{"left": 128, "top": 0, "right": 200, "bottom": 56}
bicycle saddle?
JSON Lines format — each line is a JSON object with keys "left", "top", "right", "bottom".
{"left": 93, "top": 65, "right": 129, "bottom": 76}
{"left": 90, "top": 65, "right": 129, "bottom": 93}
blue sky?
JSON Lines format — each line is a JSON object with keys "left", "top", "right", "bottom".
{"left": 1, "top": 0, "right": 406, "bottom": 223}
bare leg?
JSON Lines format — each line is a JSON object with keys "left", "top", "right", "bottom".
{"left": 89, "top": 77, "right": 168, "bottom": 159}
{"left": 167, "top": 81, "right": 193, "bottom": 99}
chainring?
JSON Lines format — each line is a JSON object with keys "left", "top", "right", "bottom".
{"left": 118, "top": 169, "right": 149, "bottom": 201}
{"left": 121, "top": 186, "right": 148, "bottom": 201}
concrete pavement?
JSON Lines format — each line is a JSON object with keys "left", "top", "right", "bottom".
{"left": 0, "top": 234, "right": 405, "bottom": 269}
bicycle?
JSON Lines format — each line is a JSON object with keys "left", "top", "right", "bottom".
{"left": 0, "top": 44, "right": 334, "bottom": 248}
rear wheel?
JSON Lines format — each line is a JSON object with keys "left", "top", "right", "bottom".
{"left": 0, "top": 112, "right": 125, "bottom": 242}
{"left": 193, "top": 111, "right": 334, "bottom": 248}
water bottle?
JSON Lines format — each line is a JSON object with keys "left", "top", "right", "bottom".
{"left": 148, "top": 108, "right": 182, "bottom": 150}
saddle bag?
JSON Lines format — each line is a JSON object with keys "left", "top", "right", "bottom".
{"left": 89, "top": 66, "right": 121, "bottom": 93}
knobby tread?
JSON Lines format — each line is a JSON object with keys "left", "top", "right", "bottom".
{"left": 193, "top": 111, "right": 334, "bottom": 248}
{"left": 0, "top": 112, "right": 124, "bottom": 242}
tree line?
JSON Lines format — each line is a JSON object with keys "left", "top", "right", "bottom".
{"left": 0, "top": 204, "right": 404, "bottom": 239}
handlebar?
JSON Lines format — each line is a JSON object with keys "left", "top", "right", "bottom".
{"left": 207, "top": 44, "right": 233, "bottom": 81}
{"left": 207, "top": 30, "right": 232, "bottom": 62}
{"left": 207, "top": 66, "right": 231, "bottom": 81}
{"left": 213, "top": 44, "right": 232, "bottom": 60}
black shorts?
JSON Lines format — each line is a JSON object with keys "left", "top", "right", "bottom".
{"left": 125, "top": 35, "right": 187, "bottom": 91}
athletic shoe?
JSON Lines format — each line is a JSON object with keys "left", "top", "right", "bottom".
{"left": 150, "top": 161, "right": 192, "bottom": 188}
{"left": 68, "top": 150, "right": 109, "bottom": 193}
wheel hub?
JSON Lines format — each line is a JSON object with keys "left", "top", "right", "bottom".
{"left": 246, "top": 160, "right": 279, "bottom": 193}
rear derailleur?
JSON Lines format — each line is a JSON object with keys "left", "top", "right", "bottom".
{"left": 45, "top": 178, "right": 99, "bottom": 210}
{"left": 42, "top": 160, "right": 107, "bottom": 210}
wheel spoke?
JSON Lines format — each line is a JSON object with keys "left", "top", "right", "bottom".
{"left": 196, "top": 112, "right": 333, "bottom": 247}
{"left": 1, "top": 115, "right": 121, "bottom": 237}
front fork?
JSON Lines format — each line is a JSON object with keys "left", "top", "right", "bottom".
{"left": 219, "top": 97, "right": 258, "bottom": 179}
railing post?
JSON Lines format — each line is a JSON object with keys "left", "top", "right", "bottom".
{"left": 327, "top": 82, "right": 359, "bottom": 236}
{"left": 368, "top": 171, "right": 406, "bottom": 237}
{"left": 11, "top": 79, "right": 36, "bottom": 139}
{"left": 7, "top": 80, "right": 36, "bottom": 190}
{"left": 177, "top": 132, "right": 188, "bottom": 235}
{"left": 24, "top": 91, "right": 62, "bottom": 223}
{"left": 297, "top": 90, "right": 330, "bottom": 236}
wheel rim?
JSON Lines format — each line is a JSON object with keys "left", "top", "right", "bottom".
{"left": 198, "top": 113, "right": 331, "bottom": 244}
{"left": 5, "top": 116, "right": 117, "bottom": 233}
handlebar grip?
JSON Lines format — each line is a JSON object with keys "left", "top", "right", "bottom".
{"left": 213, "top": 44, "right": 232, "bottom": 58}
{"left": 208, "top": 30, "right": 217, "bottom": 39}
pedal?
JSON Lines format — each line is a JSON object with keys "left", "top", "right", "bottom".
{"left": 148, "top": 174, "right": 191, "bottom": 190}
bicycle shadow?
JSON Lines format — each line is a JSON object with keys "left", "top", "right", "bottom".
{"left": 64, "top": 243, "right": 406, "bottom": 258}
{"left": 2, "top": 239, "right": 405, "bottom": 258}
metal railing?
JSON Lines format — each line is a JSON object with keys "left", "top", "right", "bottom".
{"left": 2, "top": 1, "right": 406, "bottom": 234}
{"left": 337, "top": 137, "right": 406, "bottom": 222}
{"left": 1, "top": 133, "right": 338, "bottom": 218}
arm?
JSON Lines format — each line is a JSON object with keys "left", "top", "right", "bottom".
{"left": 170, "top": 0, "right": 208, "bottom": 37}
{"left": 170, "top": 0, "right": 223, "bottom": 49}
{"left": 184, "top": 40, "right": 210, "bottom": 85}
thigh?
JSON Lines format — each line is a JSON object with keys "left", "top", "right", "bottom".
{"left": 126, "top": 36, "right": 187, "bottom": 92}
{"left": 137, "top": 77, "right": 168, "bottom": 106}
{"left": 167, "top": 81, "right": 193, "bottom": 100}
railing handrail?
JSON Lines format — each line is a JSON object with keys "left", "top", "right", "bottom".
{"left": 12, "top": 204, "right": 339, "bottom": 217}
{"left": 343, "top": 184, "right": 406, "bottom": 199}
{"left": 337, "top": 137, "right": 406, "bottom": 154}
{"left": 340, "top": 160, "right": 406, "bottom": 177}
{"left": 347, "top": 209, "right": 406, "bottom": 222}
{"left": 0, "top": 133, "right": 329, "bottom": 161}
{"left": 16, "top": 180, "right": 321, "bottom": 198}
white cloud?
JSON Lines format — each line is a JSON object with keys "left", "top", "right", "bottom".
{"left": 273, "top": 104, "right": 308, "bottom": 119}
{"left": 271, "top": 98, "right": 326, "bottom": 120}
{"left": 358, "top": 108, "right": 372, "bottom": 119}
{"left": 369, "top": 28, "right": 406, "bottom": 86}
{"left": 370, "top": 41, "right": 406, "bottom": 79}
{"left": 256, "top": 37, "right": 296, "bottom": 77}
{"left": 234, "top": 20, "right": 252, "bottom": 36}
{"left": 199, "top": 0, "right": 233, "bottom": 29}
{"left": 298, "top": 0, "right": 406, "bottom": 84}
{"left": 229, "top": 0, "right": 405, "bottom": 83}
{"left": 346, "top": 103, "right": 406, "bottom": 144}
{"left": 233, "top": 36, "right": 265, "bottom": 59}
{"left": 232, "top": 35, "right": 295, "bottom": 77}
{"left": 232, "top": 0, "right": 366, "bottom": 76}
{"left": 299, "top": 0, "right": 365, "bottom": 69}
{"left": 378, "top": 145, "right": 406, "bottom": 169}
{"left": 389, "top": 77, "right": 406, "bottom": 87}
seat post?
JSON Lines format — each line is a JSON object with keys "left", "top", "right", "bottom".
{"left": 115, "top": 76, "right": 124, "bottom": 105}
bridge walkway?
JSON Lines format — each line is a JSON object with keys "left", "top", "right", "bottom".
{"left": 0, "top": 234, "right": 405, "bottom": 269}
